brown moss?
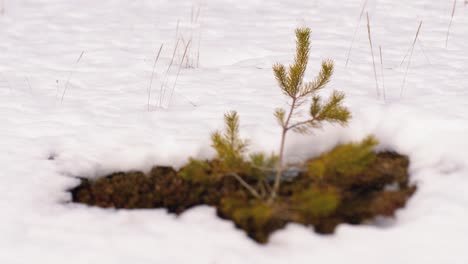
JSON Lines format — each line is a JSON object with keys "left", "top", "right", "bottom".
{"left": 70, "top": 151, "right": 416, "bottom": 244}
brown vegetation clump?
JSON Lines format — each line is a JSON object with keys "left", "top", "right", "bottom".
{"left": 71, "top": 148, "right": 415, "bottom": 244}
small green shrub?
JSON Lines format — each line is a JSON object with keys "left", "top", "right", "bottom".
{"left": 179, "top": 158, "right": 213, "bottom": 183}
{"left": 220, "top": 197, "right": 277, "bottom": 243}
{"left": 307, "top": 136, "right": 378, "bottom": 180}
{"left": 211, "top": 111, "right": 249, "bottom": 173}
{"left": 292, "top": 186, "right": 340, "bottom": 217}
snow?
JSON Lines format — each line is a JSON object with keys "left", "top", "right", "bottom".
{"left": 1, "top": 0, "right": 468, "bottom": 263}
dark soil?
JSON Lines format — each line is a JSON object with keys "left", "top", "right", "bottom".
{"left": 70, "top": 151, "right": 416, "bottom": 244}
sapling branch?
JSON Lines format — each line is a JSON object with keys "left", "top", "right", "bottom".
{"left": 227, "top": 173, "right": 261, "bottom": 199}
{"left": 287, "top": 117, "right": 317, "bottom": 131}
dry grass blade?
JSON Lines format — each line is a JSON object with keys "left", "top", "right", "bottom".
{"left": 159, "top": 39, "right": 180, "bottom": 107}
{"left": 191, "top": 3, "right": 201, "bottom": 24}
{"left": 366, "top": 13, "right": 380, "bottom": 98}
{"left": 55, "top": 80, "right": 59, "bottom": 99}
{"left": 25, "top": 77, "right": 32, "bottom": 93}
{"left": 196, "top": 30, "right": 202, "bottom": 68}
{"left": 401, "top": 21, "right": 422, "bottom": 98}
{"left": 379, "top": 46, "right": 386, "bottom": 101}
{"left": 175, "top": 19, "right": 180, "bottom": 41}
{"left": 147, "top": 44, "right": 164, "bottom": 111}
{"left": 399, "top": 45, "right": 412, "bottom": 67}
{"left": 400, "top": 37, "right": 430, "bottom": 67}
{"left": 446, "top": 0, "right": 457, "bottom": 48}
{"left": 168, "top": 40, "right": 192, "bottom": 106}
{"left": 180, "top": 37, "right": 191, "bottom": 67}
{"left": 345, "top": 0, "right": 368, "bottom": 66}
{"left": 61, "top": 50, "right": 85, "bottom": 103}
{"left": 417, "top": 40, "right": 431, "bottom": 65}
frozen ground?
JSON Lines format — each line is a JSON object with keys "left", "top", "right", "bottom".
{"left": 1, "top": 0, "right": 467, "bottom": 263}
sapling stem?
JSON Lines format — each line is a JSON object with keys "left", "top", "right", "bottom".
{"left": 269, "top": 104, "right": 295, "bottom": 202}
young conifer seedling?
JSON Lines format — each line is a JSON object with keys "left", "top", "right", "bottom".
{"left": 211, "top": 111, "right": 263, "bottom": 199}
{"left": 269, "top": 27, "right": 351, "bottom": 202}
{"left": 212, "top": 27, "right": 351, "bottom": 203}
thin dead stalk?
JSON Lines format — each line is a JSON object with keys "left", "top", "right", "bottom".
{"left": 417, "top": 41, "right": 431, "bottom": 65}
{"left": 401, "top": 21, "right": 422, "bottom": 98}
{"left": 366, "top": 13, "right": 380, "bottom": 98}
{"left": 399, "top": 45, "right": 412, "bottom": 67}
{"left": 168, "top": 40, "right": 191, "bottom": 106}
{"left": 159, "top": 39, "right": 180, "bottom": 107}
{"left": 379, "top": 46, "right": 386, "bottom": 101}
{"left": 193, "top": 3, "right": 202, "bottom": 68}
{"left": 147, "top": 44, "right": 164, "bottom": 111}
{"left": 61, "top": 51, "right": 85, "bottom": 103}
{"left": 180, "top": 37, "right": 191, "bottom": 67}
{"left": 175, "top": 19, "right": 180, "bottom": 41}
{"left": 196, "top": 20, "right": 202, "bottom": 68}
{"left": 400, "top": 39, "right": 430, "bottom": 66}
{"left": 446, "top": 0, "right": 457, "bottom": 48}
{"left": 345, "top": 0, "right": 368, "bottom": 66}
{"left": 25, "top": 77, "right": 32, "bottom": 93}
{"left": 55, "top": 80, "right": 59, "bottom": 99}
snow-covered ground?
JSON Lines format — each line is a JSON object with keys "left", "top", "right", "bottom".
{"left": 1, "top": 0, "right": 467, "bottom": 263}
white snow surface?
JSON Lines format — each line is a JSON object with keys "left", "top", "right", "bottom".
{"left": 1, "top": 0, "right": 468, "bottom": 263}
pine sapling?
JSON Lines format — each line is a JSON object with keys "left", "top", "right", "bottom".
{"left": 211, "top": 111, "right": 249, "bottom": 171}
{"left": 269, "top": 27, "right": 351, "bottom": 202}
{"left": 211, "top": 28, "right": 351, "bottom": 203}
{"left": 211, "top": 111, "right": 262, "bottom": 199}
